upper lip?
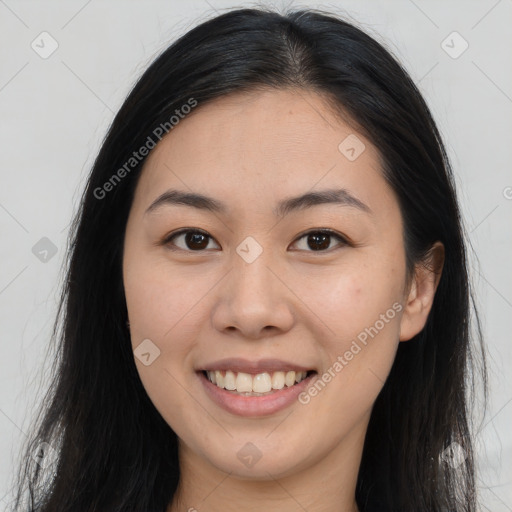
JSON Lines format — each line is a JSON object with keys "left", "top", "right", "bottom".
{"left": 198, "top": 358, "right": 315, "bottom": 375}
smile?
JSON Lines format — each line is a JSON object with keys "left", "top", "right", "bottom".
{"left": 204, "top": 369, "right": 311, "bottom": 395}
{"left": 198, "top": 369, "right": 317, "bottom": 417}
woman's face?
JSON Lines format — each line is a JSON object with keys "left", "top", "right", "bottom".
{"left": 123, "top": 88, "right": 412, "bottom": 480}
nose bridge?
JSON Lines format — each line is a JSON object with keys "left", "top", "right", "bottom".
{"left": 211, "top": 237, "right": 295, "bottom": 337}
{"left": 231, "top": 238, "right": 279, "bottom": 306}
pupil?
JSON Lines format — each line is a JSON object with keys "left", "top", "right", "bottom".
{"left": 186, "top": 232, "right": 208, "bottom": 250}
{"left": 308, "top": 233, "right": 329, "bottom": 251}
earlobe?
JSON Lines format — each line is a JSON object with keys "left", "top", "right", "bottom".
{"left": 399, "top": 242, "right": 445, "bottom": 342}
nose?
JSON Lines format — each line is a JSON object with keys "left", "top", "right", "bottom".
{"left": 211, "top": 249, "right": 296, "bottom": 340}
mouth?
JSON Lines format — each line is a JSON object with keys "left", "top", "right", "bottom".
{"left": 199, "top": 369, "right": 317, "bottom": 396}
{"left": 196, "top": 366, "right": 318, "bottom": 417}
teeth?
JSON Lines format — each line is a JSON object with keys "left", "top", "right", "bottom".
{"left": 285, "top": 371, "right": 296, "bottom": 387}
{"left": 271, "top": 371, "right": 285, "bottom": 390}
{"left": 253, "top": 373, "right": 272, "bottom": 393}
{"left": 215, "top": 370, "right": 224, "bottom": 388}
{"left": 235, "top": 372, "right": 253, "bottom": 393}
{"left": 224, "top": 370, "right": 236, "bottom": 390}
{"left": 205, "top": 370, "right": 309, "bottom": 393}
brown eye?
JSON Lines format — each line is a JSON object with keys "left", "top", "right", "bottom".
{"left": 291, "top": 230, "right": 348, "bottom": 252}
{"left": 164, "top": 229, "right": 220, "bottom": 251}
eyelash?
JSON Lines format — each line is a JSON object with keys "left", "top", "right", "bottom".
{"left": 161, "top": 228, "right": 350, "bottom": 254}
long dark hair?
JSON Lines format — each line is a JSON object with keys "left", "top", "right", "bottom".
{"left": 10, "top": 7, "right": 486, "bottom": 511}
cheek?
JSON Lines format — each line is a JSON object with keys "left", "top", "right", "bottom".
{"left": 295, "top": 268, "right": 402, "bottom": 435}
{"left": 124, "top": 252, "right": 212, "bottom": 344}
{"left": 123, "top": 255, "right": 209, "bottom": 423}
{"left": 296, "top": 253, "right": 404, "bottom": 407}
{"left": 301, "top": 259, "right": 403, "bottom": 340}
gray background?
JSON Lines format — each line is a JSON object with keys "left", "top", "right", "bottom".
{"left": 0, "top": 0, "right": 510, "bottom": 510}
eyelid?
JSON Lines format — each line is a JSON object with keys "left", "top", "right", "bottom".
{"left": 161, "top": 227, "right": 350, "bottom": 253}
{"left": 289, "top": 228, "right": 350, "bottom": 251}
{"left": 161, "top": 228, "right": 220, "bottom": 251}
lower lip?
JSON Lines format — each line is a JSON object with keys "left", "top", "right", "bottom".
{"left": 198, "top": 371, "right": 316, "bottom": 417}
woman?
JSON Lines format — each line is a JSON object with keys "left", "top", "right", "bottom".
{"left": 11, "top": 7, "right": 486, "bottom": 512}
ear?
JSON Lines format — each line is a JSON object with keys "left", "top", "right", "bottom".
{"left": 399, "top": 241, "right": 445, "bottom": 342}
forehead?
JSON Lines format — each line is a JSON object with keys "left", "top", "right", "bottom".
{"left": 133, "top": 88, "right": 389, "bottom": 214}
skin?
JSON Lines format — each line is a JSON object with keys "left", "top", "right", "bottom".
{"left": 122, "top": 88, "right": 444, "bottom": 512}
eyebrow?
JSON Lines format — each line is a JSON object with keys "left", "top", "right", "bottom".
{"left": 145, "top": 188, "right": 371, "bottom": 217}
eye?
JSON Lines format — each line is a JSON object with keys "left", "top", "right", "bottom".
{"left": 290, "top": 229, "right": 349, "bottom": 252}
{"left": 162, "top": 228, "right": 349, "bottom": 253}
{"left": 163, "top": 229, "right": 220, "bottom": 252}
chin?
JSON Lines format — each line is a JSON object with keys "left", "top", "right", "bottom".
{"left": 193, "top": 434, "right": 316, "bottom": 480}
